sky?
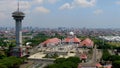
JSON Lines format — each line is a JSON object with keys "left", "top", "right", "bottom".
{"left": 0, "top": 0, "right": 120, "bottom": 28}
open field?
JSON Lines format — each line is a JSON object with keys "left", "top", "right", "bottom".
{"left": 107, "top": 42, "right": 120, "bottom": 47}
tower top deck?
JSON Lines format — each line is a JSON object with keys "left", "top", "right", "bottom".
{"left": 12, "top": 0, "right": 25, "bottom": 18}
{"left": 12, "top": 11, "right": 25, "bottom": 20}
{"left": 12, "top": 11, "right": 25, "bottom": 17}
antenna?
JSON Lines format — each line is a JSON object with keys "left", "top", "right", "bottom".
{"left": 17, "top": 0, "right": 20, "bottom": 12}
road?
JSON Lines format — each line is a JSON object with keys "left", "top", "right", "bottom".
{"left": 92, "top": 45, "right": 102, "bottom": 63}
{"left": 81, "top": 45, "right": 102, "bottom": 65}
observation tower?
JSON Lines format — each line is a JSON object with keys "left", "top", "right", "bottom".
{"left": 11, "top": 0, "right": 25, "bottom": 57}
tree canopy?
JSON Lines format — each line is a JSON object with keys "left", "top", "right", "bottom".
{"left": 45, "top": 57, "right": 81, "bottom": 68}
{"left": 0, "top": 56, "right": 24, "bottom": 68}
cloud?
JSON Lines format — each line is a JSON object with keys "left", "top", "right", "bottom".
{"left": 93, "top": 9, "right": 103, "bottom": 15}
{"left": 33, "top": 0, "right": 43, "bottom": 4}
{"left": 59, "top": 0, "right": 96, "bottom": 10}
{"left": 36, "top": 0, "right": 43, "bottom": 3}
{"left": 35, "top": 7, "right": 50, "bottom": 13}
{"left": 0, "top": 0, "right": 32, "bottom": 21}
{"left": 33, "top": 0, "right": 59, "bottom": 4}
{"left": 115, "top": 1, "right": 120, "bottom": 5}
{"left": 19, "top": 1, "right": 31, "bottom": 10}
{"left": 73, "top": 0, "right": 96, "bottom": 7}
{"left": 0, "top": 0, "right": 31, "bottom": 12}
{"left": 59, "top": 3, "right": 72, "bottom": 10}
{"left": 47, "top": 0, "right": 59, "bottom": 4}
{"left": 0, "top": 12, "right": 6, "bottom": 20}
{"left": 0, "top": 0, "right": 54, "bottom": 20}
{"left": 0, "top": 0, "right": 31, "bottom": 20}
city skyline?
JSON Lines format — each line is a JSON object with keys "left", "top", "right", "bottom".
{"left": 0, "top": 0, "right": 120, "bottom": 28}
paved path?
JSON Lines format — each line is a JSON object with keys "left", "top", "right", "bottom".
{"left": 81, "top": 45, "right": 102, "bottom": 65}
{"left": 91, "top": 45, "right": 102, "bottom": 63}
{"left": 20, "top": 60, "right": 33, "bottom": 68}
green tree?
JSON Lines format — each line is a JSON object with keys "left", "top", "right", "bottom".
{"left": 66, "top": 57, "right": 81, "bottom": 64}
{"left": 0, "top": 56, "right": 24, "bottom": 68}
{"left": 109, "top": 55, "right": 120, "bottom": 61}
{"left": 102, "top": 49, "right": 111, "bottom": 61}
{"left": 0, "top": 51, "right": 6, "bottom": 59}
{"left": 54, "top": 58, "right": 66, "bottom": 63}
{"left": 46, "top": 57, "right": 81, "bottom": 68}
{"left": 0, "top": 63, "right": 7, "bottom": 68}
{"left": 112, "top": 61, "right": 120, "bottom": 68}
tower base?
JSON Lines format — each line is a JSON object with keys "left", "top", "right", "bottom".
{"left": 11, "top": 46, "right": 27, "bottom": 57}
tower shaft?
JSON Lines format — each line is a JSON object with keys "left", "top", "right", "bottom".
{"left": 15, "top": 19, "right": 22, "bottom": 47}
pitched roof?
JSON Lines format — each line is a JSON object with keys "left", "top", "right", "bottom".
{"left": 73, "top": 37, "right": 81, "bottom": 42}
{"left": 41, "top": 38, "right": 61, "bottom": 45}
{"left": 64, "top": 38, "right": 70, "bottom": 42}
{"left": 63, "top": 37, "right": 81, "bottom": 43}
{"left": 81, "top": 38, "right": 94, "bottom": 46}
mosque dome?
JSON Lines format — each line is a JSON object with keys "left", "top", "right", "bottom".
{"left": 69, "top": 31, "right": 74, "bottom": 36}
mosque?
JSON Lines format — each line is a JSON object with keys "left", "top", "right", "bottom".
{"left": 28, "top": 32, "right": 104, "bottom": 68}
{"left": 40, "top": 31, "right": 94, "bottom": 48}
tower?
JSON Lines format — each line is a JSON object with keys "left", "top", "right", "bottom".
{"left": 11, "top": 0, "right": 25, "bottom": 57}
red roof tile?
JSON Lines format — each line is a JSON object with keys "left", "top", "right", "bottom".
{"left": 81, "top": 38, "right": 94, "bottom": 46}
{"left": 63, "top": 37, "right": 81, "bottom": 43}
{"left": 73, "top": 37, "right": 81, "bottom": 42}
{"left": 41, "top": 38, "right": 61, "bottom": 45}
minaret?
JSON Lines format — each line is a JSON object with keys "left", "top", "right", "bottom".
{"left": 11, "top": 0, "right": 25, "bottom": 57}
